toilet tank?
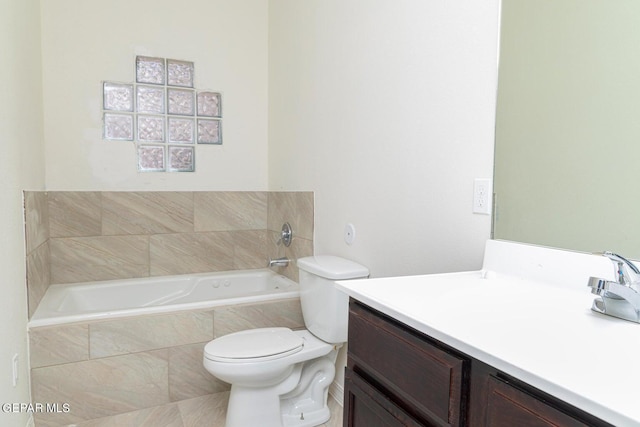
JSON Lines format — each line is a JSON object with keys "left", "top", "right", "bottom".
{"left": 297, "top": 256, "right": 369, "bottom": 343}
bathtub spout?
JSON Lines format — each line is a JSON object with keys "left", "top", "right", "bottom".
{"left": 268, "top": 257, "right": 290, "bottom": 267}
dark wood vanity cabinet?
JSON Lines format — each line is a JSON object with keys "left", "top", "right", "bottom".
{"left": 344, "top": 300, "right": 613, "bottom": 427}
{"left": 483, "top": 376, "right": 587, "bottom": 427}
{"left": 345, "top": 300, "right": 468, "bottom": 426}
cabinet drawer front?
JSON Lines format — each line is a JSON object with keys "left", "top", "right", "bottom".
{"left": 344, "top": 368, "right": 424, "bottom": 427}
{"left": 348, "top": 302, "right": 467, "bottom": 426}
{"left": 486, "top": 376, "right": 588, "bottom": 427}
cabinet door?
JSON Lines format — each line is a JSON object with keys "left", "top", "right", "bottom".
{"left": 485, "top": 376, "right": 588, "bottom": 427}
{"left": 344, "top": 368, "right": 425, "bottom": 427}
{"left": 348, "top": 301, "right": 468, "bottom": 426}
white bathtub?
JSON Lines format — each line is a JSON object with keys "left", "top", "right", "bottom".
{"left": 29, "top": 269, "right": 299, "bottom": 328}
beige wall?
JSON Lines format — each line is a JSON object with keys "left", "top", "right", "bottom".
{"left": 268, "top": 0, "right": 500, "bottom": 278}
{"left": 0, "top": 0, "right": 45, "bottom": 425}
{"left": 40, "top": 0, "right": 269, "bottom": 191}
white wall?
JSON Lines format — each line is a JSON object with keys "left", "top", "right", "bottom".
{"left": 0, "top": 0, "right": 45, "bottom": 425}
{"left": 1, "top": 1, "right": 500, "bottom": 421}
{"left": 268, "top": 0, "right": 500, "bottom": 278}
{"left": 39, "top": 0, "right": 499, "bottom": 271}
{"left": 40, "top": 0, "right": 269, "bottom": 191}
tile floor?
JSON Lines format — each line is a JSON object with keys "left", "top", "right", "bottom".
{"left": 63, "top": 392, "right": 343, "bottom": 427}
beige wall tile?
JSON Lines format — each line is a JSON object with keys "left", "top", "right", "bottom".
{"left": 50, "top": 235, "right": 149, "bottom": 284}
{"left": 102, "top": 192, "right": 194, "bottom": 235}
{"left": 268, "top": 192, "right": 314, "bottom": 240}
{"left": 26, "top": 190, "right": 315, "bottom": 315}
{"left": 150, "top": 232, "right": 234, "bottom": 276}
{"left": 213, "top": 299, "right": 304, "bottom": 338}
{"left": 73, "top": 403, "right": 183, "bottom": 427}
{"left": 26, "top": 241, "right": 51, "bottom": 318}
{"left": 268, "top": 230, "right": 313, "bottom": 282}
{"left": 66, "top": 390, "right": 341, "bottom": 427}
{"left": 89, "top": 311, "right": 214, "bottom": 358}
{"left": 24, "top": 191, "right": 49, "bottom": 253}
{"left": 178, "top": 392, "right": 229, "bottom": 427}
{"left": 168, "top": 342, "right": 229, "bottom": 402}
{"left": 32, "top": 350, "right": 170, "bottom": 425}
{"left": 29, "top": 324, "right": 88, "bottom": 368}
{"left": 232, "top": 229, "right": 268, "bottom": 269}
{"left": 48, "top": 191, "right": 101, "bottom": 238}
{"left": 284, "top": 235, "right": 313, "bottom": 282}
{"left": 194, "top": 191, "right": 267, "bottom": 231}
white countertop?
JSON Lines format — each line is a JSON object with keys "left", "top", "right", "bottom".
{"left": 336, "top": 242, "right": 640, "bottom": 427}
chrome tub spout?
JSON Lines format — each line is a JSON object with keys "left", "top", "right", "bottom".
{"left": 268, "top": 257, "right": 290, "bottom": 267}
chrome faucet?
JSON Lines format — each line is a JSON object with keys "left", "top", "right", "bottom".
{"left": 603, "top": 251, "right": 640, "bottom": 285}
{"left": 268, "top": 257, "right": 290, "bottom": 268}
{"left": 588, "top": 252, "right": 640, "bottom": 323}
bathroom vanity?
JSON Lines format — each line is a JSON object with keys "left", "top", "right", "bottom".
{"left": 336, "top": 240, "right": 640, "bottom": 426}
{"left": 344, "top": 300, "right": 609, "bottom": 426}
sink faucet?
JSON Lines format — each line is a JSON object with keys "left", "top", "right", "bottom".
{"left": 588, "top": 252, "right": 640, "bottom": 323}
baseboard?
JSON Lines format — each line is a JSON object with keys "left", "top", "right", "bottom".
{"left": 329, "top": 380, "right": 344, "bottom": 407}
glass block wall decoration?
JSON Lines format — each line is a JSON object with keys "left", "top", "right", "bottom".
{"left": 103, "top": 82, "right": 134, "bottom": 111}
{"left": 137, "top": 115, "right": 165, "bottom": 142}
{"left": 168, "top": 146, "right": 195, "bottom": 172}
{"left": 104, "top": 113, "right": 134, "bottom": 140}
{"left": 102, "top": 55, "right": 223, "bottom": 172}
{"left": 167, "top": 59, "right": 194, "bottom": 87}
{"left": 168, "top": 117, "right": 194, "bottom": 144}
{"left": 137, "top": 86, "right": 165, "bottom": 114}
{"left": 136, "top": 56, "right": 165, "bottom": 85}
{"left": 138, "top": 145, "right": 166, "bottom": 171}
{"left": 197, "top": 119, "right": 221, "bottom": 144}
{"left": 197, "top": 92, "right": 221, "bottom": 117}
{"left": 167, "top": 88, "right": 195, "bottom": 116}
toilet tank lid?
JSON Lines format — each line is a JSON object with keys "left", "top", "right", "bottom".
{"left": 297, "top": 255, "right": 369, "bottom": 280}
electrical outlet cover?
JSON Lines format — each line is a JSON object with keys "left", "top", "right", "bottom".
{"left": 473, "top": 178, "right": 492, "bottom": 215}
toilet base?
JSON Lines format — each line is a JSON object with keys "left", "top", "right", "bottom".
{"left": 224, "top": 351, "right": 338, "bottom": 427}
{"left": 225, "top": 360, "right": 303, "bottom": 427}
{"left": 282, "top": 406, "right": 330, "bottom": 427}
{"left": 279, "top": 354, "right": 336, "bottom": 426}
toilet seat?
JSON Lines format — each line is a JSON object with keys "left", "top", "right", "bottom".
{"left": 204, "top": 327, "right": 304, "bottom": 363}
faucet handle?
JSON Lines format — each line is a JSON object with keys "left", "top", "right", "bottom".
{"left": 276, "top": 223, "right": 293, "bottom": 247}
{"left": 601, "top": 251, "right": 640, "bottom": 285}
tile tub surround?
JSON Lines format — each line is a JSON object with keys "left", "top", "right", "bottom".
{"left": 29, "top": 298, "right": 305, "bottom": 427}
{"left": 23, "top": 191, "right": 314, "bottom": 315}
{"left": 58, "top": 389, "right": 344, "bottom": 427}
{"left": 24, "top": 192, "right": 51, "bottom": 318}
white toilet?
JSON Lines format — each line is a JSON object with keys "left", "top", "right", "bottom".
{"left": 203, "top": 255, "right": 369, "bottom": 427}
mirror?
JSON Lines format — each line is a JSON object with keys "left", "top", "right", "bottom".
{"left": 493, "top": 0, "right": 640, "bottom": 259}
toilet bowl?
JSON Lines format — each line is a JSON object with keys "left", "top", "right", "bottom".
{"left": 203, "top": 255, "right": 369, "bottom": 427}
{"left": 204, "top": 328, "right": 333, "bottom": 387}
{"left": 204, "top": 328, "right": 336, "bottom": 427}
